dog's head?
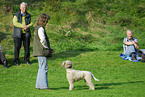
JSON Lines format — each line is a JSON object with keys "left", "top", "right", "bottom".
{"left": 62, "top": 60, "right": 73, "bottom": 69}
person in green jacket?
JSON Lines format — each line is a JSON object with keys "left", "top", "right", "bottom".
{"left": 33, "top": 13, "right": 54, "bottom": 90}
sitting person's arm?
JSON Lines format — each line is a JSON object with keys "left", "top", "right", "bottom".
{"left": 124, "top": 41, "right": 136, "bottom": 45}
{"left": 124, "top": 39, "right": 139, "bottom": 49}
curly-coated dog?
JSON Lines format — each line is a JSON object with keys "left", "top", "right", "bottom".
{"left": 62, "top": 60, "right": 99, "bottom": 90}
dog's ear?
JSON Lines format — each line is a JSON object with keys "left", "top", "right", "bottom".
{"left": 62, "top": 61, "right": 66, "bottom": 67}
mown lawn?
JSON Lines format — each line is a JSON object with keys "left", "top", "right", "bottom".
{"left": 0, "top": 50, "right": 144, "bottom": 97}
{"left": 0, "top": 0, "right": 145, "bottom": 96}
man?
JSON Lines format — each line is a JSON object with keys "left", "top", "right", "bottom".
{"left": 13, "top": 2, "right": 33, "bottom": 65}
{"left": 0, "top": 46, "right": 8, "bottom": 68}
{"left": 123, "top": 30, "right": 139, "bottom": 60}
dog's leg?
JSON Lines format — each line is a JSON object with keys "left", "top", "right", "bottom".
{"left": 84, "top": 79, "right": 89, "bottom": 86}
{"left": 85, "top": 75, "right": 95, "bottom": 90}
{"left": 87, "top": 80, "right": 95, "bottom": 90}
{"left": 89, "top": 83, "right": 95, "bottom": 90}
{"left": 68, "top": 81, "right": 74, "bottom": 90}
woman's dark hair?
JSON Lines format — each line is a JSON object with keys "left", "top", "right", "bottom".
{"left": 35, "top": 13, "right": 50, "bottom": 27}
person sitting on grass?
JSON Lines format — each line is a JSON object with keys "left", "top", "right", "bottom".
{"left": 123, "top": 30, "right": 139, "bottom": 60}
{"left": 0, "top": 46, "right": 8, "bottom": 68}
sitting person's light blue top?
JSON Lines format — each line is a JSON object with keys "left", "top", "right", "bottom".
{"left": 123, "top": 30, "right": 139, "bottom": 61}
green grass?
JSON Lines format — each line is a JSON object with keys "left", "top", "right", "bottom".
{"left": 0, "top": 0, "right": 145, "bottom": 97}
{"left": 0, "top": 51, "right": 145, "bottom": 97}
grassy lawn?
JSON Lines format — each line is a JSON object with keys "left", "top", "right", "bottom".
{"left": 0, "top": 50, "right": 144, "bottom": 97}
{"left": 0, "top": 0, "right": 145, "bottom": 97}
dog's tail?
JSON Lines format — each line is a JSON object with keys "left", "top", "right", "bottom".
{"left": 91, "top": 73, "right": 99, "bottom": 81}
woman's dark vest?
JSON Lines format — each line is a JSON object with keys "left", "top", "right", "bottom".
{"left": 33, "top": 26, "right": 51, "bottom": 57}
{"left": 13, "top": 11, "right": 31, "bottom": 38}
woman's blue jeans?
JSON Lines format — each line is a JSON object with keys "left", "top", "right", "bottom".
{"left": 36, "top": 56, "right": 49, "bottom": 89}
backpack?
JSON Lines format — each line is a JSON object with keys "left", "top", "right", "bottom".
{"left": 138, "top": 49, "right": 145, "bottom": 62}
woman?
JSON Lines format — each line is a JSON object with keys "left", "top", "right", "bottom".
{"left": 33, "top": 13, "right": 53, "bottom": 90}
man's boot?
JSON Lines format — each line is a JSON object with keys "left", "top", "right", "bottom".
{"left": 4, "top": 61, "right": 8, "bottom": 68}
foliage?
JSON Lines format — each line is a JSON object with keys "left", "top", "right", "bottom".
{"left": 0, "top": 0, "right": 145, "bottom": 53}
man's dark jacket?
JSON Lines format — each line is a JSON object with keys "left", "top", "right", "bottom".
{"left": 13, "top": 11, "right": 31, "bottom": 38}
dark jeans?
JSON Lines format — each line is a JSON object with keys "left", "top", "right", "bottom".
{"left": 0, "top": 51, "right": 6, "bottom": 65}
{"left": 14, "top": 33, "right": 30, "bottom": 63}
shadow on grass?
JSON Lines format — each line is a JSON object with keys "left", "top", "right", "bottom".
{"left": 74, "top": 85, "right": 109, "bottom": 90}
{"left": 95, "top": 81, "right": 145, "bottom": 89}
{"left": 52, "top": 85, "right": 109, "bottom": 90}
{"left": 52, "top": 81, "right": 144, "bottom": 90}
{"left": 51, "top": 87, "right": 68, "bottom": 90}
{"left": 6, "top": 48, "right": 96, "bottom": 68}
{"left": 7, "top": 56, "right": 38, "bottom": 68}
{"left": 28, "top": 50, "right": 95, "bottom": 64}
{"left": 0, "top": 32, "right": 10, "bottom": 42}
{"left": 50, "top": 49, "right": 96, "bottom": 60}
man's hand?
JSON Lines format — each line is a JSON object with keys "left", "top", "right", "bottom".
{"left": 23, "top": 25, "right": 29, "bottom": 31}
{"left": 134, "top": 43, "right": 139, "bottom": 49}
